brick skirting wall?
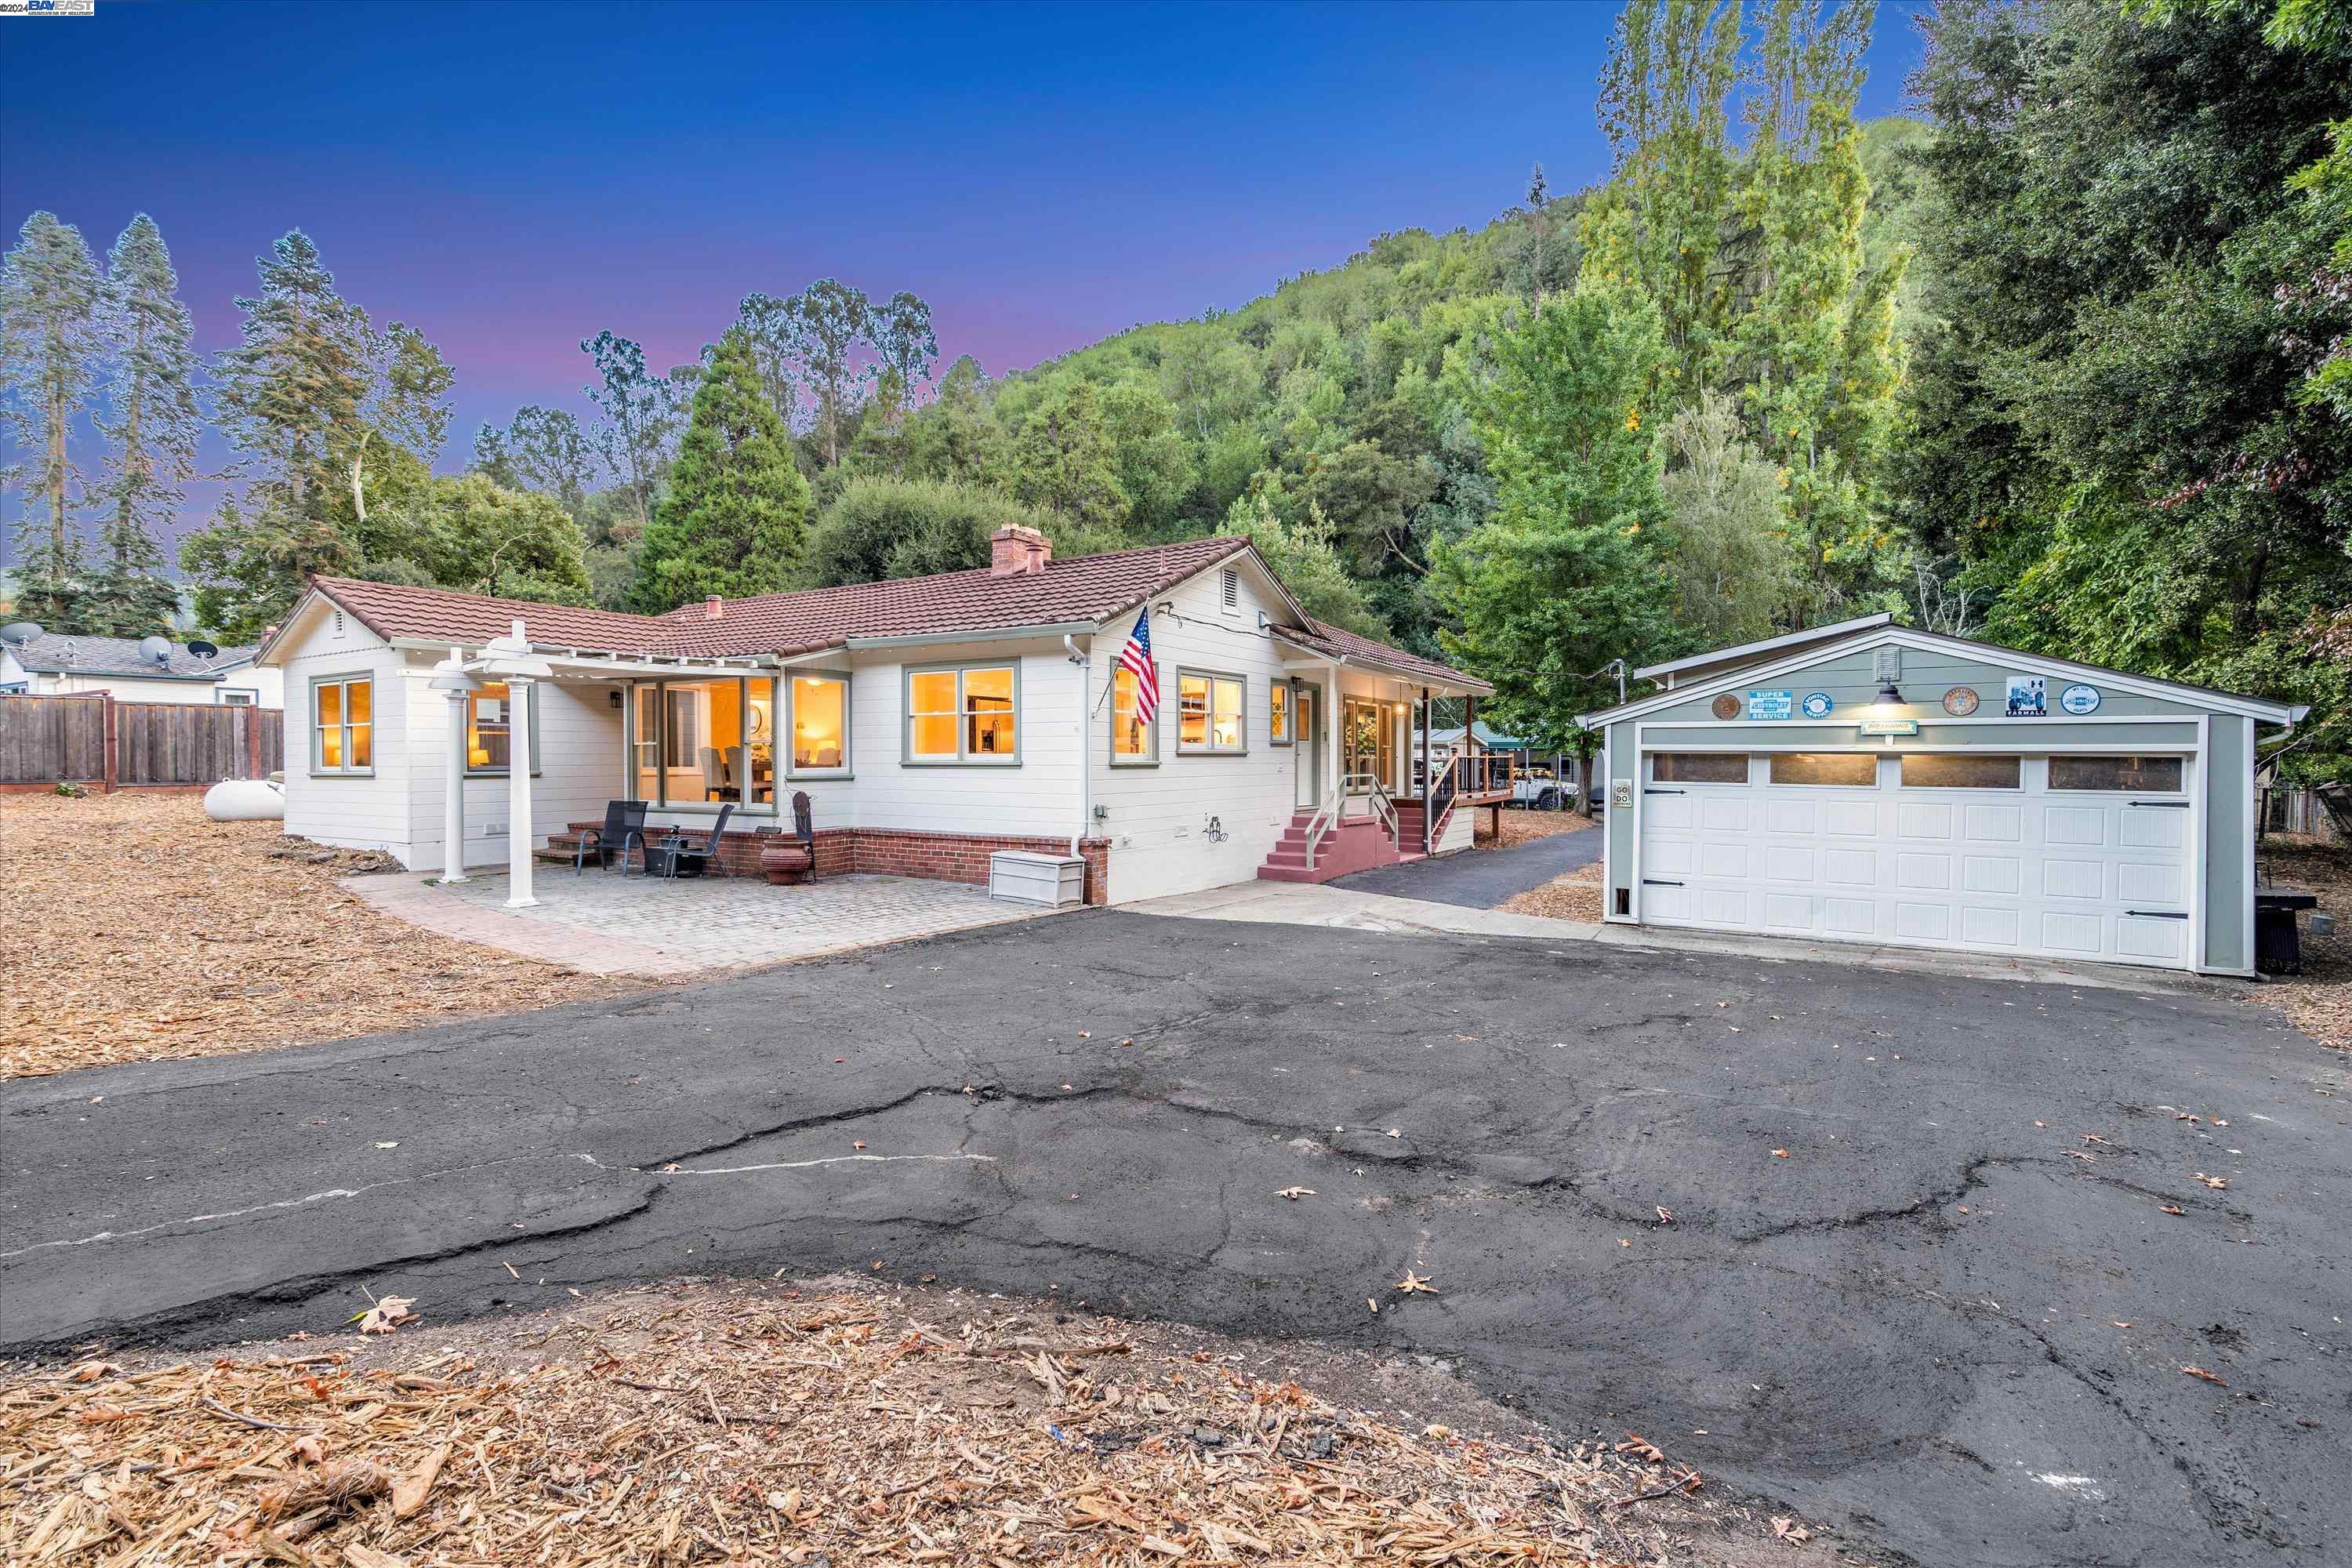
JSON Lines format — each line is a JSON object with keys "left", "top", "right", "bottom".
{"left": 562, "top": 822, "right": 1110, "bottom": 906}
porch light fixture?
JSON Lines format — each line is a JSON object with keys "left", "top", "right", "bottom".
{"left": 1871, "top": 680, "right": 1904, "bottom": 716}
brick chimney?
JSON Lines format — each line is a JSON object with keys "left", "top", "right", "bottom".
{"left": 704, "top": 595, "right": 724, "bottom": 620}
{"left": 989, "top": 524, "right": 1051, "bottom": 576}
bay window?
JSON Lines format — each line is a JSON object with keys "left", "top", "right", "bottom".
{"left": 906, "top": 663, "right": 1019, "bottom": 764}
{"left": 310, "top": 674, "right": 372, "bottom": 775}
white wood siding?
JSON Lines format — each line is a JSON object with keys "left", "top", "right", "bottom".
{"left": 277, "top": 610, "right": 409, "bottom": 861}
{"left": 848, "top": 638, "right": 1081, "bottom": 838}
{"left": 407, "top": 668, "right": 624, "bottom": 869}
{"left": 1092, "top": 559, "right": 1301, "bottom": 902}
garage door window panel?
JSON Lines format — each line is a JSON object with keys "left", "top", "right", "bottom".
{"left": 1652, "top": 753, "right": 1748, "bottom": 784}
{"left": 2049, "top": 755, "right": 2184, "bottom": 793}
{"left": 1900, "top": 753, "right": 2021, "bottom": 789}
{"left": 1769, "top": 753, "right": 1878, "bottom": 786}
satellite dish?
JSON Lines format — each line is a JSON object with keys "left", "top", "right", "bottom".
{"left": 0, "top": 622, "right": 40, "bottom": 647}
{"left": 138, "top": 634, "right": 174, "bottom": 666}
{"left": 187, "top": 638, "right": 220, "bottom": 660}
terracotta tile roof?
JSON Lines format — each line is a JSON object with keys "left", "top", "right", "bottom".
{"left": 288, "top": 536, "right": 1486, "bottom": 691}
{"left": 1277, "top": 620, "right": 1492, "bottom": 694}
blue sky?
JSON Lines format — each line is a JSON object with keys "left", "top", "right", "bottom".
{"left": 2, "top": 0, "right": 1928, "bottom": 544}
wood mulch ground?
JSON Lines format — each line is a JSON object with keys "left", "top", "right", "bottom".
{"left": 1499, "top": 861, "right": 1606, "bottom": 926}
{"left": 2248, "top": 833, "right": 2350, "bottom": 1053}
{"left": 1474, "top": 808, "right": 1599, "bottom": 851}
{"left": 0, "top": 1279, "right": 1842, "bottom": 1567}
{"left": 0, "top": 792, "right": 644, "bottom": 1081}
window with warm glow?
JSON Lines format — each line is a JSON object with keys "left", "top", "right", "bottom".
{"left": 468, "top": 684, "right": 510, "bottom": 772}
{"left": 1268, "top": 681, "right": 1291, "bottom": 745}
{"left": 905, "top": 665, "right": 1018, "bottom": 764}
{"left": 1112, "top": 663, "right": 1156, "bottom": 762}
{"left": 622, "top": 676, "right": 775, "bottom": 809}
{"left": 792, "top": 674, "right": 848, "bottom": 773}
{"left": 311, "top": 675, "right": 372, "bottom": 774}
{"left": 1178, "top": 671, "right": 1245, "bottom": 754}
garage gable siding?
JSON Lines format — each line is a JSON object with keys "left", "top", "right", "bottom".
{"left": 1598, "top": 635, "right": 2260, "bottom": 975}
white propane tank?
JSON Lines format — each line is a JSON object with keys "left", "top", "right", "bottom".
{"left": 204, "top": 777, "right": 285, "bottom": 822}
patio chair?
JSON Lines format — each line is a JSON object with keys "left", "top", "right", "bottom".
{"left": 760, "top": 791, "right": 818, "bottom": 884}
{"left": 653, "top": 804, "right": 735, "bottom": 879}
{"left": 574, "top": 799, "right": 648, "bottom": 875}
{"left": 699, "top": 746, "right": 734, "bottom": 802}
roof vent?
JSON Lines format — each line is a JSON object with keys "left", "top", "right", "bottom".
{"left": 139, "top": 634, "right": 174, "bottom": 668}
{"left": 704, "top": 595, "right": 724, "bottom": 620}
{"left": 0, "top": 622, "right": 40, "bottom": 648}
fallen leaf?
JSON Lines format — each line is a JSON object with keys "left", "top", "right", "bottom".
{"left": 1617, "top": 1432, "right": 1665, "bottom": 1464}
{"left": 2183, "top": 1366, "right": 2227, "bottom": 1386}
{"left": 851, "top": 1141, "right": 866, "bottom": 1150}
{"left": 1655, "top": 1206, "right": 1675, "bottom": 1224}
{"left": 2111, "top": 1321, "right": 2132, "bottom": 1328}
{"left": 1367, "top": 1298, "right": 1379, "bottom": 1314}
{"left": 374, "top": 1141, "right": 399, "bottom": 1150}
{"left": 1275, "top": 1186, "right": 1316, "bottom": 1200}
{"left": 2161, "top": 1204, "right": 2185, "bottom": 1215}
{"left": 350, "top": 1295, "right": 417, "bottom": 1335}
{"left": 64, "top": 1360, "right": 122, "bottom": 1383}
{"left": 1395, "top": 1270, "right": 1439, "bottom": 1294}
{"left": 293, "top": 1434, "right": 329, "bottom": 1465}
{"left": 2196, "top": 1174, "right": 2228, "bottom": 1189}
{"left": 1771, "top": 1149, "right": 1788, "bottom": 1159}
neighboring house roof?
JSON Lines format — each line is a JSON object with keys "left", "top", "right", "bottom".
{"left": 1274, "top": 620, "right": 1493, "bottom": 695}
{"left": 266, "top": 537, "right": 1490, "bottom": 692}
{"left": 1423, "top": 722, "right": 1528, "bottom": 750}
{"left": 1580, "top": 622, "right": 2303, "bottom": 728}
{"left": 0, "top": 633, "right": 257, "bottom": 681}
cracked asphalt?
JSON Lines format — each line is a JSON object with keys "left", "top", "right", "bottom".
{"left": 5, "top": 909, "right": 2347, "bottom": 1567}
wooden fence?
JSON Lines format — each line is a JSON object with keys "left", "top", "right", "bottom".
{"left": 2262, "top": 786, "right": 2345, "bottom": 844}
{"left": 0, "top": 694, "right": 283, "bottom": 791}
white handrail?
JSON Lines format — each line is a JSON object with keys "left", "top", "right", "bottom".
{"left": 1367, "top": 775, "right": 1397, "bottom": 841}
{"left": 1301, "top": 793, "right": 1340, "bottom": 869}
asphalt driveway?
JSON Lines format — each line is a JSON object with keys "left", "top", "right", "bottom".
{"left": 4, "top": 912, "right": 2345, "bottom": 1567}
{"left": 1333, "top": 815, "right": 1602, "bottom": 906}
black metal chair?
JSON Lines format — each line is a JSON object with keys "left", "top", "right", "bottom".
{"left": 653, "top": 804, "right": 735, "bottom": 879}
{"left": 762, "top": 790, "right": 818, "bottom": 884}
{"left": 575, "top": 800, "right": 648, "bottom": 875}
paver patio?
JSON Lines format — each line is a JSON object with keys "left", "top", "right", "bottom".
{"left": 345, "top": 867, "right": 1058, "bottom": 976}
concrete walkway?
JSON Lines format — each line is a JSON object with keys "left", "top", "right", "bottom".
{"left": 1131, "top": 878, "right": 2220, "bottom": 993}
{"left": 1331, "top": 818, "right": 1602, "bottom": 907}
{"left": 346, "top": 869, "right": 1056, "bottom": 977}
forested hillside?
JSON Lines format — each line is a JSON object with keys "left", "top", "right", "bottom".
{"left": 5, "top": 0, "right": 2343, "bottom": 780}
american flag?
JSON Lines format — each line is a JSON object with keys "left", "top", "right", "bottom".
{"left": 1117, "top": 608, "right": 1159, "bottom": 723}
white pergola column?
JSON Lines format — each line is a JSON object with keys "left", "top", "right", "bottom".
{"left": 1326, "top": 659, "right": 1344, "bottom": 815}
{"left": 442, "top": 688, "right": 470, "bottom": 884}
{"left": 428, "top": 645, "right": 477, "bottom": 885}
{"left": 504, "top": 675, "right": 538, "bottom": 907}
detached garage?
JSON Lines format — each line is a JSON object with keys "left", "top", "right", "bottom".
{"left": 1580, "top": 616, "right": 2306, "bottom": 977}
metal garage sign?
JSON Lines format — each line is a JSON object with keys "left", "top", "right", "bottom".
{"left": 1858, "top": 717, "right": 1920, "bottom": 739}
{"left": 2060, "top": 683, "right": 2102, "bottom": 714}
{"left": 2006, "top": 676, "right": 2048, "bottom": 717}
{"left": 1746, "top": 689, "right": 1794, "bottom": 720}
{"left": 1799, "top": 691, "right": 1835, "bottom": 719}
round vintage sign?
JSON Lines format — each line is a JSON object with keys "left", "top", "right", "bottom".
{"left": 2060, "top": 683, "right": 2101, "bottom": 715}
{"left": 1711, "top": 693, "right": 1742, "bottom": 720}
{"left": 1941, "top": 686, "right": 1980, "bottom": 717}
{"left": 1799, "top": 691, "right": 1835, "bottom": 719}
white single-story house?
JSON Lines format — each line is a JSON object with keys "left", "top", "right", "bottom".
{"left": 0, "top": 630, "right": 279, "bottom": 707}
{"left": 1578, "top": 614, "right": 2307, "bottom": 977}
{"left": 253, "top": 528, "right": 1506, "bottom": 906}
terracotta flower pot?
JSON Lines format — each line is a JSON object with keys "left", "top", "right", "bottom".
{"left": 760, "top": 839, "right": 814, "bottom": 886}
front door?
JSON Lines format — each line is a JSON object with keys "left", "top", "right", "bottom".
{"left": 1295, "top": 687, "right": 1319, "bottom": 810}
{"left": 1343, "top": 698, "right": 1392, "bottom": 795}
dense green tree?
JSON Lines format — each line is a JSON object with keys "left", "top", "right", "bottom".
{"left": 378, "top": 474, "right": 593, "bottom": 605}
{"left": 1008, "top": 379, "right": 1132, "bottom": 546}
{"left": 211, "top": 230, "right": 369, "bottom": 521}
{"left": 867, "top": 292, "right": 938, "bottom": 421}
{"left": 345, "top": 321, "right": 453, "bottom": 527}
{"left": 791, "top": 278, "right": 873, "bottom": 466}
{"left": 83, "top": 215, "right": 199, "bottom": 637}
{"left": 805, "top": 477, "right": 1052, "bottom": 585}
{"left": 180, "top": 492, "right": 359, "bottom": 643}
{"left": 1660, "top": 390, "right": 1800, "bottom": 644}
{"left": 629, "top": 329, "right": 811, "bottom": 610}
{"left": 1220, "top": 491, "right": 1385, "bottom": 636}
{"left": 471, "top": 405, "right": 604, "bottom": 537}
{"left": 1427, "top": 289, "right": 1686, "bottom": 750}
{"left": 1099, "top": 383, "right": 1194, "bottom": 536}
{"left": 1900, "top": 0, "right": 2351, "bottom": 775}
{"left": 0, "top": 212, "right": 104, "bottom": 626}
{"left": 581, "top": 330, "right": 693, "bottom": 539}
{"left": 899, "top": 355, "right": 1007, "bottom": 484}
{"left": 733, "top": 291, "right": 803, "bottom": 434}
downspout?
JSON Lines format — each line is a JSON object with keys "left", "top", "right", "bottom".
{"left": 1065, "top": 634, "right": 1089, "bottom": 860}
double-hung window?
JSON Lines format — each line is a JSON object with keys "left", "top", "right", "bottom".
{"left": 906, "top": 664, "right": 1019, "bottom": 764}
{"left": 311, "top": 674, "right": 372, "bottom": 775}
{"left": 790, "top": 673, "right": 850, "bottom": 775}
{"left": 1178, "top": 670, "right": 1246, "bottom": 754}
{"left": 1111, "top": 662, "right": 1157, "bottom": 764}
{"left": 465, "top": 681, "right": 542, "bottom": 775}
{"left": 1268, "top": 681, "right": 1291, "bottom": 746}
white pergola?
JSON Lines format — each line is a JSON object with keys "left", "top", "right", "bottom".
{"left": 426, "top": 619, "right": 783, "bottom": 907}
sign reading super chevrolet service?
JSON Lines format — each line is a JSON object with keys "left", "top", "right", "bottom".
{"left": 1746, "top": 689, "right": 1794, "bottom": 720}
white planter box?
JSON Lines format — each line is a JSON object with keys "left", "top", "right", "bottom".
{"left": 989, "top": 849, "right": 1087, "bottom": 907}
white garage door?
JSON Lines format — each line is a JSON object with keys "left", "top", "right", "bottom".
{"left": 1636, "top": 751, "right": 2195, "bottom": 968}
